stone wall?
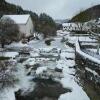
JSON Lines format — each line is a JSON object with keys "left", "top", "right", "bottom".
{"left": 75, "top": 52, "right": 100, "bottom": 87}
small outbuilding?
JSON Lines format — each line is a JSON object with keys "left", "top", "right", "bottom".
{"left": 1, "top": 14, "right": 34, "bottom": 37}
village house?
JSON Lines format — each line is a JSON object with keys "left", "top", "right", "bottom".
{"left": 62, "top": 23, "right": 79, "bottom": 31}
{"left": 62, "top": 22, "right": 87, "bottom": 32}
{"left": 1, "top": 14, "right": 34, "bottom": 37}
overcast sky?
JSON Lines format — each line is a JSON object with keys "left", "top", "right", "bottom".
{"left": 6, "top": 0, "right": 100, "bottom": 19}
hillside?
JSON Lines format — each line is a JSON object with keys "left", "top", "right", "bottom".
{"left": 0, "top": 0, "right": 39, "bottom": 20}
{"left": 0, "top": 0, "right": 25, "bottom": 18}
{"left": 71, "top": 4, "right": 100, "bottom": 22}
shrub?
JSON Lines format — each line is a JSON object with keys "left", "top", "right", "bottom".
{"left": 0, "top": 56, "right": 10, "bottom": 60}
{"left": 0, "top": 60, "right": 18, "bottom": 89}
{"left": 0, "top": 17, "right": 20, "bottom": 48}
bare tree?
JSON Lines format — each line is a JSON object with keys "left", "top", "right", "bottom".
{"left": 0, "top": 60, "right": 17, "bottom": 89}
{"left": 0, "top": 17, "right": 20, "bottom": 48}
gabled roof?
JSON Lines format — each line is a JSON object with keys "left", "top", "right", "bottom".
{"left": 2, "top": 14, "right": 30, "bottom": 24}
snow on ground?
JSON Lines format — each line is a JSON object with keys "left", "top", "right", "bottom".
{"left": 87, "top": 48, "right": 100, "bottom": 54}
{"left": 78, "top": 36, "right": 96, "bottom": 42}
{"left": 57, "top": 30, "right": 70, "bottom": 36}
{"left": 71, "top": 36, "right": 96, "bottom": 42}
{"left": 28, "top": 40, "right": 39, "bottom": 44}
{"left": 24, "top": 58, "right": 36, "bottom": 66}
{"left": 56, "top": 60, "right": 66, "bottom": 69}
{"left": 28, "top": 34, "right": 90, "bottom": 100}
{"left": 0, "top": 52, "right": 19, "bottom": 58}
{"left": 30, "top": 52, "right": 39, "bottom": 57}
{"left": 59, "top": 44, "right": 89, "bottom": 100}
{"left": 64, "top": 45, "right": 74, "bottom": 52}
{"left": 6, "top": 41, "right": 28, "bottom": 49}
{"left": 59, "top": 77, "right": 90, "bottom": 100}
{"left": 67, "top": 35, "right": 97, "bottom": 45}
{"left": 52, "top": 34, "right": 89, "bottom": 100}
{"left": 0, "top": 88, "right": 16, "bottom": 100}
{"left": 81, "top": 42, "right": 98, "bottom": 46}
{"left": 66, "top": 60, "right": 75, "bottom": 67}
{"left": 0, "top": 31, "right": 91, "bottom": 100}
{"left": 36, "top": 67, "right": 47, "bottom": 74}
{"left": 85, "top": 67, "right": 99, "bottom": 76}
{"left": 0, "top": 63, "right": 35, "bottom": 100}
{"left": 61, "top": 52, "right": 75, "bottom": 59}
{"left": 15, "top": 63, "right": 35, "bottom": 94}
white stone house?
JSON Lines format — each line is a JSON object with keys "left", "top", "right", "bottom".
{"left": 63, "top": 22, "right": 87, "bottom": 31}
{"left": 1, "top": 14, "right": 34, "bottom": 37}
{"left": 62, "top": 23, "right": 79, "bottom": 31}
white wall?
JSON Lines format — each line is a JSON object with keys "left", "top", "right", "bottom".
{"left": 18, "top": 16, "right": 34, "bottom": 37}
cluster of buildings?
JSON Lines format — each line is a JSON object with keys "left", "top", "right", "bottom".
{"left": 62, "top": 22, "right": 87, "bottom": 32}
{"left": 62, "top": 18, "right": 100, "bottom": 32}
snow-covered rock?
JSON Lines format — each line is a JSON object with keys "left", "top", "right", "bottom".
{"left": 0, "top": 88, "right": 16, "bottom": 100}
{"left": 0, "top": 52, "right": 19, "bottom": 58}
{"left": 36, "top": 67, "right": 47, "bottom": 74}
{"left": 23, "top": 58, "right": 36, "bottom": 66}
{"left": 6, "top": 41, "right": 28, "bottom": 48}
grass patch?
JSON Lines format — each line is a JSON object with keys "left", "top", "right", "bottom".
{"left": 0, "top": 56, "right": 10, "bottom": 60}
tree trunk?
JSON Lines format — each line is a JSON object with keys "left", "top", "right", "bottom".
{"left": 97, "top": 43, "right": 100, "bottom": 55}
{"left": 1, "top": 42, "right": 5, "bottom": 48}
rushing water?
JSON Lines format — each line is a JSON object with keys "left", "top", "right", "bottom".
{"left": 14, "top": 36, "right": 88, "bottom": 100}
{"left": 0, "top": 34, "right": 100, "bottom": 100}
{"left": 15, "top": 79, "right": 72, "bottom": 100}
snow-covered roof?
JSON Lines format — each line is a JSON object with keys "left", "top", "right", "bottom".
{"left": 62, "top": 23, "right": 78, "bottom": 27}
{"left": 2, "top": 14, "right": 30, "bottom": 24}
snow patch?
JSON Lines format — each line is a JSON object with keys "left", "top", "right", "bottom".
{"left": 36, "top": 67, "right": 47, "bottom": 74}
{"left": 0, "top": 88, "right": 16, "bottom": 100}
{"left": 76, "top": 41, "right": 100, "bottom": 65}
{"left": 59, "top": 76, "right": 90, "bottom": 100}
{"left": 0, "top": 52, "right": 19, "bottom": 58}
{"left": 6, "top": 42, "right": 28, "bottom": 48}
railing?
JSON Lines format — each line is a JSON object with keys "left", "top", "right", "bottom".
{"left": 89, "top": 30, "right": 100, "bottom": 39}
{"left": 82, "top": 49, "right": 100, "bottom": 60}
{"left": 75, "top": 41, "right": 100, "bottom": 65}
